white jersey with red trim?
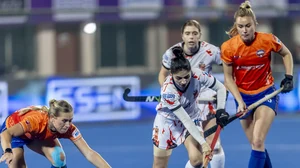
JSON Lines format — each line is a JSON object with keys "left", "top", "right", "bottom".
{"left": 156, "top": 68, "right": 216, "bottom": 120}
{"left": 161, "top": 41, "right": 222, "bottom": 74}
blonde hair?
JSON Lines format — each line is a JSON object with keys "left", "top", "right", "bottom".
{"left": 181, "top": 20, "right": 201, "bottom": 34}
{"left": 226, "top": 1, "right": 258, "bottom": 38}
{"left": 18, "top": 99, "right": 73, "bottom": 117}
{"left": 18, "top": 106, "right": 48, "bottom": 116}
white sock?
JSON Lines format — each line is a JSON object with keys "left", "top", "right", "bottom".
{"left": 185, "top": 160, "right": 202, "bottom": 168}
{"left": 209, "top": 146, "right": 225, "bottom": 168}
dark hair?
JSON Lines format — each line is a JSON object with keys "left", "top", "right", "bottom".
{"left": 170, "top": 50, "right": 191, "bottom": 74}
{"left": 181, "top": 20, "right": 201, "bottom": 34}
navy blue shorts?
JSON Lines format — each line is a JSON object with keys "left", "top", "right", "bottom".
{"left": 234, "top": 86, "right": 279, "bottom": 119}
{"left": 0, "top": 117, "right": 32, "bottom": 148}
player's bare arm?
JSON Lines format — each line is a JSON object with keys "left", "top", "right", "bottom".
{"left": 222, "top": 62, "right": 246, "bottom": 113}
{"left": 278, "top": 43, "right": 294, "bottom": 75}
{"left": 0, "top": 123, "right": 25, "bottom": 165}
{"left": 158, "top": 65, "right": 169, "bottom": 86}
{"left": 0, "top": 123, "right": 24, "bottom": 150}
{"left": 73, "top": 137, "right": 112, "bottom": 168}
{"left": 222, "top": 62, "right": 242, "bottom": 103}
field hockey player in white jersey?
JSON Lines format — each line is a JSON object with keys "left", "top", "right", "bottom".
{"left": 152, "top": 46, "right": 229, "bottom": 168}
{"left": 158, "top": 20, "right": 226, "bottom": 168}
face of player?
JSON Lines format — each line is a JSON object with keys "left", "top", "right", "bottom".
{"left": 172, "top": 69, "right": 191, "bottom": 88}
{"left": 236, "top": 16, "right": 256, "bottom": 44}
{"left": 51, "top": 112, "right": 74, "bottom": 134}
{"left": 182, "top": 25, "right": 201, "bottom": 52}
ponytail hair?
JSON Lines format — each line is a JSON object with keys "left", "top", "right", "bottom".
{"left": 48, "top": 99, "right": 73, "bottom": 117}
{"left": 226, "top": 1, "right": 258, "bottom": 38}
{"left": 170, "top": 46, "right": 191, "bottom": 74}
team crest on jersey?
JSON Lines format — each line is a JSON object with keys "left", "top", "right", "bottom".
{"left": 72, "top": 128, "right": 80, "bottom": 139}
{"left": 162, "top": 93, "right": 176, "bottom": 105}
{"left": 256, "top": 50, "right": 265, "bottom": 57}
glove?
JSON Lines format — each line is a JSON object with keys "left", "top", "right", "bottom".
{"left": 280, "top": 74, "right": 293, "bottom": 93}
{"left": 215, "top": 109, "right": 229, "bottom": 128}
{"left": 172, "top": 46, "right": 184, "bottom": 58}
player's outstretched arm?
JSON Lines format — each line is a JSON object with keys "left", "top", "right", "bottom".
{"left": 73, "top": 137, "right": 112, "bottom": 168}
{"left": 0, "top": 123, "right": 24, "bottom": 165}
{"left": 172, "top": 106, "right": 212, "bottom": 156}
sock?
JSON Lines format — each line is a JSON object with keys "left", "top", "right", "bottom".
{"left": 210, "top": 146, "right": 225, "bottom": 168}
{"left": 248, "top": 150, "right": 266, "bottom": 168}
{"left": 264, "top": 149, "right": 272, "bottom": 168}
{"left": 51, "top": 165, "right": 67, "bottom": 168}
{"left": 185, "top": 160, "right": 202, "bottom": 168}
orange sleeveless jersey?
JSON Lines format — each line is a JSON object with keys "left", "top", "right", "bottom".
{"left": 6, "top": 109, "right": 82, "bottom": 141}
{"left": 221, "top": 32, "right": 282, "bottom": 94}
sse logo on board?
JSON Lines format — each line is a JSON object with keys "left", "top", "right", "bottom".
{"left": 46, "top": 76, "right": 140, "bottom": 122}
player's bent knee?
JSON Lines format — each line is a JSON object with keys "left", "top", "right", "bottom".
{"left": 51, "top": 146, "right": 66, "bottom": 167}
{"left": 153, "top": 145, "right": 172, "bottom": 157}
{"left": 189, "top": 156, "right": 202, "bottom": 166}
{"left": 188, "top": 150, "right": 202, "bottom": 166}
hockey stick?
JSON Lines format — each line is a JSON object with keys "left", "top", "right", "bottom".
{"left": 203, "top": 112, "right": 243, "bottom": 138}
{"left": 202, "top": 87, "right": 283, "bottom": 168}
{"left": 123, "top": 88, "right": 216, "bottom": 102}
{"left": 123, "top": 88, "right": 161, "bottom": 102}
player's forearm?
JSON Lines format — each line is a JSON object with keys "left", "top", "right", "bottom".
{"left": 224, "top": 76, "right": 243, "bottom": 104}
{"left": 210, "top": 79, "right": 227, "bottom": 109}
{"left": 158, "top": 73, "right": 167, "bottom": 86}
{"left": 158, "top": 67, "right": 169, "bottom": 86}
{"left": 0, "top": 130, "right": 12, "bottom": 151}
{"left": 87, "top": 150, "right": 111, "bottom": 168}
{"left": 173, "top": 107, "right": 206, "bottom": 145}
{"left": 282, "top": 53, "right": 294, "bottom": 76}
{"left": 158, "top": 76, "right": 164, "bottom": 86}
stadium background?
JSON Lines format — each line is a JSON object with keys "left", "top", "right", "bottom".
{"left": 0, "top": 0, "right": 300, "bottom": 167}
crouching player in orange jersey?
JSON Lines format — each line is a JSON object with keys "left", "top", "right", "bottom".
{"left": 0, "top": 99, "right": 111, "bottom": 168}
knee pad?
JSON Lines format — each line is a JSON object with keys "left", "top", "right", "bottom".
{"left": 51, "top": 146, "right": 66, "bottom": 167}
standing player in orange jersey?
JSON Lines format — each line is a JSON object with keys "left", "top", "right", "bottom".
{"left": 0, "top": 99, "right": 111, "bottom": 168}
{"left": 221, "top": 1, "right": 293, "bottom": 168}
